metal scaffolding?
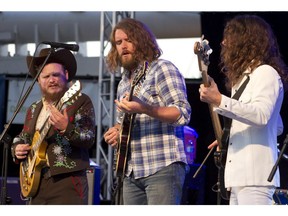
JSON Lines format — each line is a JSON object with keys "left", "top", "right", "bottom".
{"left": 96, "top": 11, "right": 134, "bottom": 202}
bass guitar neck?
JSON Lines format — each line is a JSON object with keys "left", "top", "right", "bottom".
{"left": 194, "top": 39, "right": 230, "bottom": 201}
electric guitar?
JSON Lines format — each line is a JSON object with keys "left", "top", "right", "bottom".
{"left": 114, "top": 61, "right": 148, "bottom": 179}
{"left": 194, "top": 38, "right": 230, "bottom": 200}
{"left": 19, "top": 80, "right": 82, "bottom": 198}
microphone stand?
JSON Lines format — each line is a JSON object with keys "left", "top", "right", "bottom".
{"left": 0, "top": 48, "right": 55, "bottom": 204}
{"left": 267, "top": 134, "right": 288, "bottom": 182}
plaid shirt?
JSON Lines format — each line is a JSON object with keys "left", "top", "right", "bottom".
{"left": 116, "top": 59, "right": 191, "bottom": 179}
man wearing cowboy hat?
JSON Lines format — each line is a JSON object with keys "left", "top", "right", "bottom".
{"left": 11, "top": 48, "right": 96, "bottom": 204}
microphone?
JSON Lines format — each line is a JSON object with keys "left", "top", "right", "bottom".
{"left": 42, "top": 41, "right": 79, "bottom": 52}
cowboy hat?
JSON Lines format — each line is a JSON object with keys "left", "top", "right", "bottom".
{"left": 26, "top": 48, "right": 77, "bottom": 81}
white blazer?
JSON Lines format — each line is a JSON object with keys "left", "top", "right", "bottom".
{"left": 215, "top": 64, "right": 283, "bottom": 188}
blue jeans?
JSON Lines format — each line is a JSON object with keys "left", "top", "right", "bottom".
{"left": 123, "top": 162, "right": 186, "bottom": 205}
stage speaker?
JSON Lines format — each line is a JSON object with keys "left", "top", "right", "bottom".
{"left": 0, "top": 177, "right": 26, "bottom": 205}
{"left": 87, "top": 163, "right": 101, "bottom": 205}
{"left": 181, "top": 163, "right": 206, "bottom": 205}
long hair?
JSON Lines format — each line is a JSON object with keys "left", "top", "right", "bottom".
{"left": 106, "top": 18, "right": 162, "bottom": 72}
{"left": 220, "top": 14, "right": 288, "bottom": 89}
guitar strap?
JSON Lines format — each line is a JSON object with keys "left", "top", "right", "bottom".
{"left": 221, "top": 75, "right": 250, "bottom": 147}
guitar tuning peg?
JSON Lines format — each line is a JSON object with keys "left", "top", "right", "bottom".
{"left": 202, "top": 39, "right": 213, "bottom": 56}
{"left": 201, "top": 34, "right": 205, "bottom": 41}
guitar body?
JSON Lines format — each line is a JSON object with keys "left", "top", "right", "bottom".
{"left": 20, "top": 131, "right": 48, "bottom": 197}
{"left": 115, "top": 113, "right": 135, "bottom": 177}
{"left": 214, "top": 149, "right": 227, "bottom": 169}
{"left": 215, "top": 126, "right": 230, "bottom": 169}
{"left": 214, "top": 149, "right": 230, "bottom": 200}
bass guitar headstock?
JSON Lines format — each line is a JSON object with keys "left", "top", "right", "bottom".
{"left": 194, "top": 36, "right": 213, "bottom": 74}
{"left": 194, "top": 36, "right": 213, "bottom": 86}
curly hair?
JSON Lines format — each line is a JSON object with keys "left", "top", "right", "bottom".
{"left": 220, "top": 14, "right": 288, "bottom": 89}
{"left": 106, "top": 18, "right": 162, "bottom": 72}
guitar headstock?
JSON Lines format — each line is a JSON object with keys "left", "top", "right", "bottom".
{"left": 194, "top": 37, "right": 213, "bottom": 73}
{"left": 61, "top": 80, "right": 82, "bottom": 104}
{"left": 131, "top": 61, "right": 148, "bottom": 88}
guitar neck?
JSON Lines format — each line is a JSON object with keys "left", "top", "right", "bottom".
{"left": 33, "top": 101, "right": 63, "bottom": 152}
{"left": 208, "top": 105, "right": 223, "bottom": 148}
{"left": 128, "top": 85, "right": 134, "bottom": 101}
{"left": 202, "top": 70, "right": 223, "bottom": 148}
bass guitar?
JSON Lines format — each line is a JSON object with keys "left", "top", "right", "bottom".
{"left": 194, "top": 38, "right": 230, "bottom": 201}
{"left": 19, "top": 80, "right": 82, "bottom": 198}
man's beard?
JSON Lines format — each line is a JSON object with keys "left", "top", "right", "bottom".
{"left": 120, "top": 55, "right": 138, "bottom": 71}
{"left": 43, "top": 88, "right": 66, "bottom": 103}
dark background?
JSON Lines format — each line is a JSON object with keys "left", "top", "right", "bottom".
{"left": 1, "top": 11, "right": 288, "bottom": 205}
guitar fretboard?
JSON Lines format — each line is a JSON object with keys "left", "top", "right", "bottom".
{"left": 32, "top": 101, "right": 62, "bottom": 152}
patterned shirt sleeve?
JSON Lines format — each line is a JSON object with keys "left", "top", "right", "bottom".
{"left": 154, "top": 59, "right": 191, "bottom": 126}
{"left": 60, "top": 93, "right": 95, "bottom": 149}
